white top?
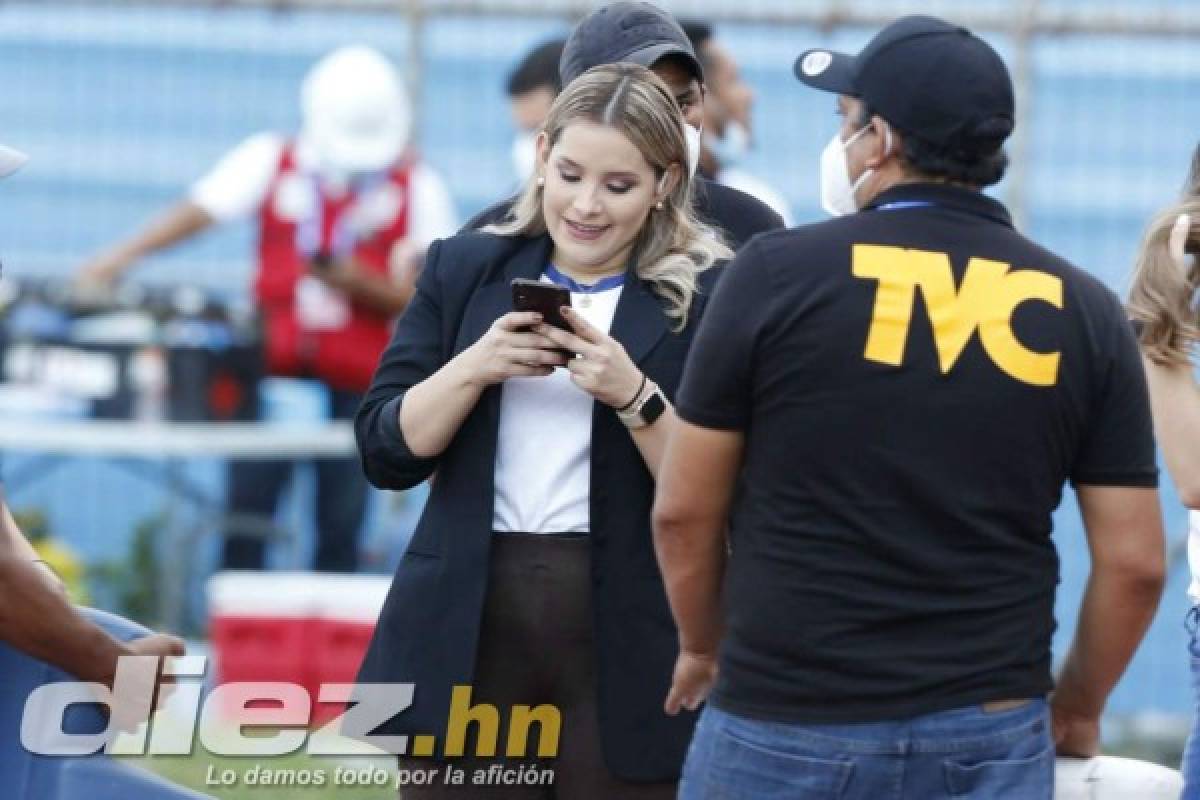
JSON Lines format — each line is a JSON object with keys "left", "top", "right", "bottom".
{"left": 1189, "top": 510, "right": 1200, "bottom": 604}
{"left": 189, "top": 132, "right": 458, "bottom": 254}
{"left": 492, "top": 276, "right": 624, "bottom": 534}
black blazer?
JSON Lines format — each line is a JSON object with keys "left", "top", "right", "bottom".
{"left": 355, "top": 231, "right": 723, "bottom": 781}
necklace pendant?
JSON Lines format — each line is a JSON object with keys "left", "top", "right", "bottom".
{"left": 579, "top": 295, "right": 592, "bottom": 309}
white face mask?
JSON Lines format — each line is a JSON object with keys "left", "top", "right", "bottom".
{"left": 684, "top": 123, "right": 702, "bottom": 178}
{"left": 819, "top": 124, "right": 889, "bottom": 216}
{"left": 706, "top": 121, "right": 750, "bottom": 169}
{"left": 510, "top": 130, "right": 538, "bottom": 183}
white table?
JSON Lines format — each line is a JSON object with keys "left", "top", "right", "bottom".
{"left": 0, "top": 419, "right": 356, "bottom": 459}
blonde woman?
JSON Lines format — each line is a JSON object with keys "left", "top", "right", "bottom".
{"left": 354, "top": 64, "right": 730, "bottom": 798}
{"left": 1129, "top": 183, "right": 1200, "bottom": 797}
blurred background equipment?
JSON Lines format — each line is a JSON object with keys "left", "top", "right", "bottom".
{"left": 0, "top": 278, "right": 261, "bottom": 422}
{"left": 0, "top": 1, "right": 1197, "bottom": 789}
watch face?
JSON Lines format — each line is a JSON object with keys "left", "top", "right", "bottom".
{"left": 641, "top": 391, "right": 666, "bottom": 425}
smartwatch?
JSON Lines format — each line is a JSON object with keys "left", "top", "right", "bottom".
{"left": 618, "top": 382, "right": 666, "bottom": 429}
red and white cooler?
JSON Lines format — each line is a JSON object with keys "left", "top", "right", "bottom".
{"left": 207, "top": 571, "right": 391, "bottom": 725}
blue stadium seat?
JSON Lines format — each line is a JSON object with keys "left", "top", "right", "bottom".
{"left": 0, "top": 607, "right": 210, "bottom": 799}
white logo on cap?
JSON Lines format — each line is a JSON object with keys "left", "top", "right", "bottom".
{"left": 801, "top": 51, "right": 833, "bottom": 77}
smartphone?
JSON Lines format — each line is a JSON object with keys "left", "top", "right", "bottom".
{"left": 511, "top": 279, "right": 572, "bottom": 332}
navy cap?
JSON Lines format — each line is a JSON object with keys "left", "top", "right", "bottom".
{"left": 560, "top": 2, "right": 703, "bottom": 87}
{"left": 794, "top": 15, "right": 1014, "bottom": 156}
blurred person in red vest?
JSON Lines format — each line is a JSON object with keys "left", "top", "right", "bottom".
{"left": 0, "top": 145, "right": 184, "bottom": 685}
{"left": 78, "top": 45, "right": 457, "bottom": 572}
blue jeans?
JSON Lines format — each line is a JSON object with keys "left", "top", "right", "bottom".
{"left": 1183, "top": 606, "right": 1200, "bottom": 800}
{"left": 679, "top": 700, "right": 1053, "bottom": 799}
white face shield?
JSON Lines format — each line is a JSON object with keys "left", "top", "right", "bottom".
{"left": 300, "top": 45, "right": 411, "bottom": 178}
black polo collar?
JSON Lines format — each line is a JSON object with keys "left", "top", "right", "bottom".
{"left": 862, "top": 182, "right": 1013, "bottom": 229}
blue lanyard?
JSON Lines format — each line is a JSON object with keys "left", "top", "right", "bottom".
{"left": 874, "top": 201, "right": 935, "bottom": 212}
{"left": 544, "top": 264, "right": 625, "bottom": 293}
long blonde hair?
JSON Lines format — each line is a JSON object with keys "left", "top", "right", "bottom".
{"left": 1128, "top": 197, "right": 1200, "bottom": 366}
{"left": 486, "top": 63, "right": 731, "bottom": 330}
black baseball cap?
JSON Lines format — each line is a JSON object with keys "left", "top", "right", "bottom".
{"left": 560, "top": 2, "right": 704, "bottom": 87}
{"left": 794, "top": 15, "right": 1014, "bottom": 156}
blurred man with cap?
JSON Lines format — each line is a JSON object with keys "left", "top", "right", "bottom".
{"left": 469, "top": 1, "right": 783, "bottom": 249}
{"left": 0, "top": 148, "right": 185, "bottom": 687}
{"left": 78, "top": 45, "right": 457, "bottom": 573}
{"left": 654, "top": 16, "right": 1164, "bottom": 799}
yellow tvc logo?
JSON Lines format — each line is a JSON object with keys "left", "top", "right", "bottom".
{"left": 853, "top": 245, "right": 1062, "bottom": 387}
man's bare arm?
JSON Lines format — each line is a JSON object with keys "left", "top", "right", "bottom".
{"left": 1053, "top": 485, "right": 1165, "bottom": 756}
{"left": 653, "top": 421, "right": 743, "bottom": 713}
{"left": 0, "top": 497, "right": 40, "bottom": 562}
{"left": 0, "top": 499, "right": 185, "bottom": 686}
{"left": 0, "top": 553, "right": 129, "bottom": 684}
{"left": 77, "top": 201, "right": 215, "bottom": 285}
{"left": 1142, "top": 357, "right": 1200, "bottom": 507}
{"left": 653, "top": 421, "right": 743, "bottom": 655}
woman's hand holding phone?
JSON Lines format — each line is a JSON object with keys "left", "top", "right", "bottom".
{"left": 458, "top": 311, "right": 571, "bottom": 388}
{"left": 536, "top": 307, "right": 643, "bottom": 408}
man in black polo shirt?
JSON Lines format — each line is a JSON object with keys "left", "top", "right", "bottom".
{"left": 653, "top": 15, "right": 1165, "bottom": 799}
{"left": 467, "top": 2, "right": 784, "bottom": 249}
